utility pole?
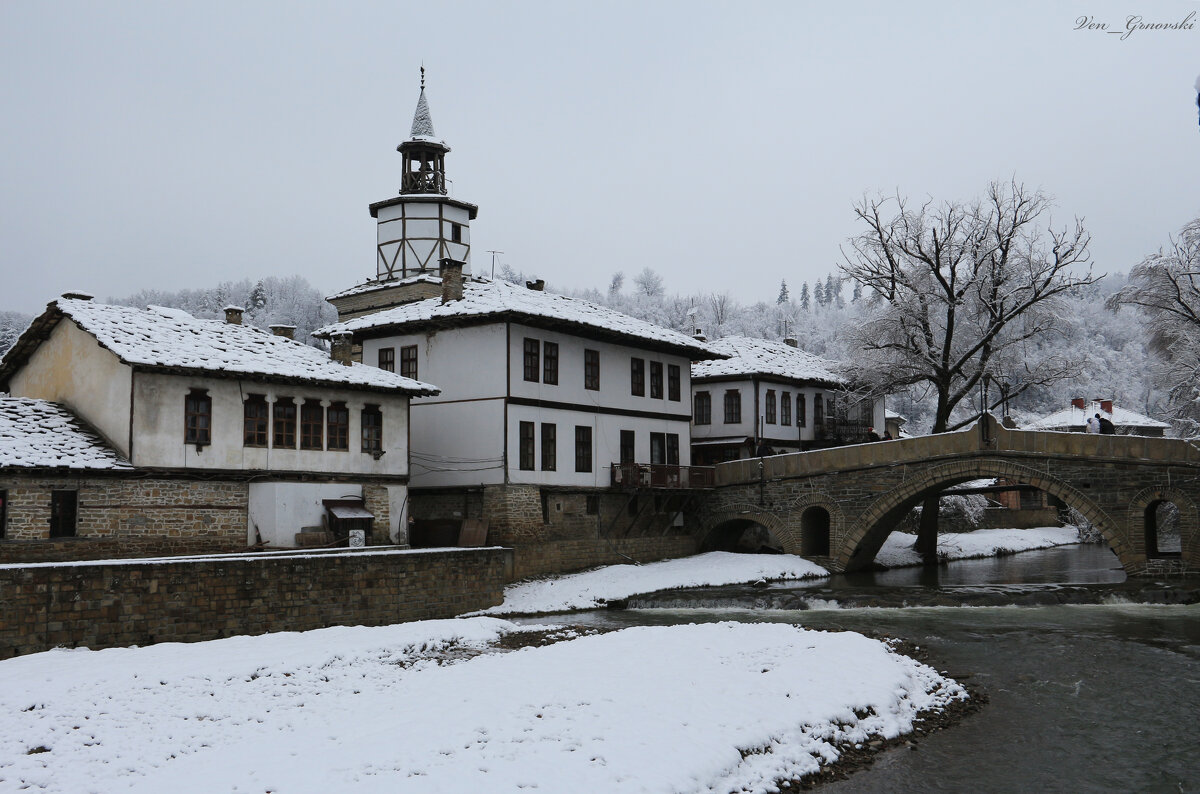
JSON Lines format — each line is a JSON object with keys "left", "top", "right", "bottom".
{"left": 487, "top": 250, "right": 504, "bottom": 280}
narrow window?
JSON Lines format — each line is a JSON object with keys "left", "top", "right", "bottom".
{"left": 620, "top": 429, "right": 636, "bottom": 464}
{"left": 575, "top": 426, "right": 593, "bottom": 472}
{"left": 541, "top": 491, "right": 550, "bottom": 524}
{"left": 400, "top": 345, "right": 418, "bottom": 379}
{"left": 585, "top": 494, "right": 600, "bottom": 515}
{"left": 361, "top": 404, "right": 383, "bottom": 454}
{"left": 0, "top": 489, "right": 7, "bottom": 539}
{"left": 523, "top": 338, "right": 540, "bottom": 382}
{"left": 724, "top": 390, "right": 742, "bottom": 424}
{"left": 378, "top": 347, "right": 395, "bottom": 372}
{"left": 584, "top": 350, "right": 600, "bottom": 391}
{"left": 798, "top": 394, "right": 807, "bottom": 427}
{"left": 650, "top": 361, "right": 663, "bottom": 399}
{"left": 541, "top": 423, "right": 557, "bottom": 471}
{"left": 243, "top": 394, "right": 269, "bottom": 447}
{"left": 667, "top": 364, "right": 681, "bottom": 401}
{"left": 543, "top": 341, "right": 559, "bottom": 385}
{"left": 519, "top": 421, "right": 535, "bottom": 470}
{"left": 451, "top": 222, "right": 463, "bottom": 243}
{"left": 184, "top": 389, "right": 212, "bottom": 446}
{"left": 765, "top": 389, "right": 777, "bottom": 424}
{"left": 781, "top": 392, "right": 791, "bottom": 426}
{"left": 814, "top": 394, "right": 824, "bottom": 425}
{"left": 666, "top": 434, "right": 680, "bottom": 465}
{"left": 327, "top": 402, "right": 349, "bottom": 450}
{"left": 300, "top": 400, "right": 324, "bottom": 450}
{"left": 694, "top": 391, "right": 711, "bottom": 425}
{"left": 630, "top": 358, "right": 645, "bottom": 396}
{"left": 49, "top": 490, "right": 77, "bottom": 538}
{"left": 273, "top": 398, "right": 297, "bottom": 448}
{"left": 650, "top": 432, "right": 666, "bottom": 465}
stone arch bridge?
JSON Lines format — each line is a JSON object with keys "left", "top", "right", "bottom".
{"left": 700, "top": 416, "right": 1200, "bottom": 576}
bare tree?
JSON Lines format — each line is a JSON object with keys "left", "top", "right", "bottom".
{"left": 840, "top": 180, "right": 1099, "bottom": 556}
{"left": 1108, "top": 218, "right": 1200, "bottom": 436}
{"left": 706, "top": 291, "right": 733, "bottom": 336}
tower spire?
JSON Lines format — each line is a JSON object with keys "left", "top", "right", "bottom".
{"left": 410, "top": 67, "right": 436, "bottom": 139}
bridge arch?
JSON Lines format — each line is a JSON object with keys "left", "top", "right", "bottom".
{"left": 1128, "top": 487, "right": 1198, "bottom": 570}
{"left": 837, "top": 458, "right": 1123, "bottom": 573}
{"left": 700, "top": 496, "right": 846, "bottom": 556}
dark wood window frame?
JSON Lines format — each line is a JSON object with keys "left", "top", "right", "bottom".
{"left": 49, "top": 489, "right": 77, "bottom": 538}
{"left": 620, "top": 429, "right": 635, "bottom": 465}
{"left": 765, "top": 389, "right": 777, "bottom": 424}
{"left": 243, "top": 394, "right": 269, "bottom": 447}
{"left": 650, "top": 361, "right": 663, "bottom": 399}
{"left": 273, "top": 398, "right": 297, "bottom": 448}
{"left": 630, "top": 358, "right": 645, "bottom": 396}
{"left": 184, "top": 388, "right": 212, "bottom": 446}
{"left": 361, "top": 404, "right": 383, "bottom": 455}
{"left": 584, "top": 350, "right": 600, "bottom": 391}
{"left": 724, "top": 390, "right": 742, "bottom": 424}
{"left": 523, "top": 338, "right": 540, "bottom": 382}
{"left": 781, "top": 392, "right": 792, "bottom": 426}
{"left": 575, "top": 425, "right": 593, "bottom": 472}
{"left": 378, "top": 347, "right": 395, "bottom": 372}
{"left": 667, "top": 433, "right": 680, "bottom": 465}
{"left": 300, "top": 399, "right": 324, "bottom": 450}
{"left": 400, "top": 345, "right": 418, "bottom": 380}
{"left": 543, "top": 341, "right": 559, "bottom": 385}
{"left": 694, "top": 391, "right": 711, "bottom": 425}
{"left": 541, "top": 423, "right": 556, "bottom": 471}
{"left": 327, "top": 402, "right": 349, "bottom": 451}
{"left": 650, "top": 432, "right": 666, "bottom": 465}
{"left": 667, "top": 364, "right": 681, "bottom": 402}
{"left": 798, "top": 394, "right": 807, "bottom": 427}
{"left": 519, "top": 421, "right": 536, "bottom": 470}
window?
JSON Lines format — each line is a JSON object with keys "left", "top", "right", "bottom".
{"left": 584, "top": 350, "right": 600, "bottom": 390}
{"left": 694, "top": 391, "right": 711, "bottom": 425}
{"left": 0, "top": 489, "right": 7, "bottom": 539}
{"left": 523, "top": 338, "right": 540, "bottom": 382}
{"left": 781, "top": 392, "right": 791, "bottom": 426}
{"left": 543, "top": 341, "right": 559, "bottom": 385}
{"left": 244, "top": 394, "right": 269, "bottom": 447}
{"left": 361, "top": 405, "right": 383, "bottom": 454}
{"left": 184, "top": 389, "right": 211, "bottom": 446}
{"left": 575, "top": 426, "right": 593, "bottom": 472}
{"left": 630, "top": 358, "right": 645, "bottom": 396}
{"left": 273, "top": 398, "right": 296, "bottom": 448}
{"left": 378, "top": 347, "right": 395, "bottom": 372}
{"left": 668, "top": 364, "right": 680, "bottom": 401}
{"left": 765, "top": 389, "right": 777, "bottom": 424}
{"left": 49, "top": 490, "right": 77, "bottom": 538}
{"left": 541, "top": 423, "right": 557, "bottom": 471}
{"left": 620, "top": 429, "right": 635, "bottom": 464}
{"left": 666, "top": 434, "right": 680, "bottom": 465}
{"left": 327, "top": 402, "right": 349, "bottom": 450}
{"left": 451, "top": 222, "right": 463, "bottom": 243}
{"left": 300, "top": 400, "right": 324, "bottom": 450}
{"left": 586, "top": 494, "right": 600, "bottom": 515}
{"left": 650, "top": 361, "right": 663, "bottom": 399}
{"left": 814, "top": 394, "right": 824, "bottom": 425}
{"left": 797, "top": 394, "right": 807, "bottom": 427}
{"left": 724, "top": 390, "right": 742, "bottom": 424}
{"left": 650, "top": 432, "right": 666, "bottom": 465}
{"left": 400, "top": 345, "right": 418, "bottom": 379}
{"left": 519, "top": 421, "right": 535, "bottom": 470}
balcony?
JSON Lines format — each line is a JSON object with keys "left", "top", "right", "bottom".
{"left": 609, "top": 463, "right": 716, "bottom": 490}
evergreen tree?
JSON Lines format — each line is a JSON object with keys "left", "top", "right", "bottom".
{"left": 799, "top": 282, "right": 811, "bottom": 311}
{"left": 777, "top": 279, "right": 789, "bottom": 304}
{"left": 248, "top": 280, "right": 268, "bottom": 311}
{"left": 852, "top": 281, "right": 863, "bottom": 303}
{"left": 813, "top": 280, "right": 826, "bottom": 307}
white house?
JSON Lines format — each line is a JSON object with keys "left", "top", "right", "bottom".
{"left": 1025, "top": 398, "right": 1169, "bottom": 437}
{"left": 0, "top": 295, "right": 437, "bottom": 556}
{"left": 689, "top": 336, "right": 885, "bottom": 464}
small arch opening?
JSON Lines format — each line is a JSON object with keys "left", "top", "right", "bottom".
{"left": 699, "top": 519, "right": 784, "bottom": 554}
{"left": 800, "top": 506, "right": 831, "bottom": 556}
{"left": 1145, "top": 500, "right": 1182, "bottom": 557}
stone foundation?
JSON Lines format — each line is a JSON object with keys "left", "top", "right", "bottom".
{"left": 509, "top": 535, "right": 697, "bottom": 580}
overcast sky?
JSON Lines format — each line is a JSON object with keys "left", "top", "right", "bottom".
{"left": 1, "top": 1, "right": 1198, "bottom": 315}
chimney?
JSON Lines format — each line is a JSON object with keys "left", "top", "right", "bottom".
{"left": 784, "top": 336, "right": 798, "bottom": 348}
{"left": 525, "top": 279, "right": 545, "bottom": 291}
{"left": 1100, "top": 399, "right": 1113, "bottom": 414}
{"left": 269, "top": 324, "right": 295, "bottom": 340}
{"left": 330, "top": 332, "right": 354, "bottom": 366}
{"left": 1071, "top": 397, "right": 1085, "bottom": 410}
{"left": 224, "top": 306, "right": 245, "bottom": 325}
{"left": 440, "top": 258, "right": 464, "bottom": 303}
{"left": 693, "top": 328, "right": 707, "bottom": 342}
{"left": 61, "top": 290, "right": 93, "bottom": 301}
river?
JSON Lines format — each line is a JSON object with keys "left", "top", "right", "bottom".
{"left": 518, "top": 544, "right": 1200, "bottom": 792}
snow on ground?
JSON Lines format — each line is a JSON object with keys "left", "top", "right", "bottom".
{"left": 875, "top": 526, "right": 1082, "bottom": 568}
{"left": 0, "top": 618, "right": 964, "bottom": 794}
{"left": 477, "top": 551, "right": 829, "bottom": 616}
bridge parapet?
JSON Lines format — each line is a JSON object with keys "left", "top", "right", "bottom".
{"left": 714, "top": 416, "right": 1200, "bottom": 487}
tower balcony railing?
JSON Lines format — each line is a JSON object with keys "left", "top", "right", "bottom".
{"left": 609, "top": 463, "right": 716, "bottom": 489}
{"left": 401, "top": 172, "right": 448, "bottom": 195}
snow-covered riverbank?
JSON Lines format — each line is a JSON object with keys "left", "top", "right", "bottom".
{"left": 1, "top": 618, "right": 965, "bottom": 793}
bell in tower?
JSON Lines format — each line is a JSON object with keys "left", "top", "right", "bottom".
{"left": 367, "top": 68, "right": 479, "bottom": 282}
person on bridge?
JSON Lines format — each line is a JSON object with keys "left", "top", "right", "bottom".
{"left": 867, "top": 427, "right": 881, "bottom": 441}
{"left": 1086, "top": 415, "right": 1100, "bottom": 433}
{"left": 1097, "top": 414, "right": 1116, "bottom": 434}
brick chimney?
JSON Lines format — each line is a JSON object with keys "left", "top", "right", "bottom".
{"left": 693, "top": 328, "right": 707, "bottom": 342}
{"left": 330, "top": 332, "right": 354, "bottom": 366}
{"left": 1100, "top": 399, "right": 1113, "bottom": 414}
{"left": 61, "top": 290, "right": 94, "bottom": 301}
{"left": 440, "top": 258, "right": 464, "bottom": 303}
{"left": 269, "top": 324, "right": 295, "bottom": 340}
{"left": 525, "top": 279, "right": 545, "bottom": 291}
{"left": 1071, "top": 397, "right": 1085, "bottom": 410}
{"left": 224, "top": 306, "right": 244, "bottom": 325}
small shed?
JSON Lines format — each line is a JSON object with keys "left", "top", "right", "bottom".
{"left": 323, "top": 499, "right": 374, "bottom": 546}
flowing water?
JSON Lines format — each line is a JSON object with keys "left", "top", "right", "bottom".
{"left": 518, "top": 544, "right": 1200, "bottom": 792}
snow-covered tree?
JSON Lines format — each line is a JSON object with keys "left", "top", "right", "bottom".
{"left": 777, "top": 279, "right": 790, "bottom": 305}
{"left": 633, "top": 267, "right": 665, "bottom": 298}
{"left": 608, "top": 271, "right": 625, "bottom": 298}
{"left": 813, "top": 280, "right": 826, "bottom": 307}
{"left": 0, "top": 311, "right": 32, "bottom": 359}
{"left": 799, "top": 282, "right": 810, "bottom": 311}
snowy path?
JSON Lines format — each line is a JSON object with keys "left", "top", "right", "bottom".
{"left": 0, "top": 619, "right": 964, "bottom": 793}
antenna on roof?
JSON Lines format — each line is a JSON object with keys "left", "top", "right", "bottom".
{"left": 488, "top": 250, "right": 504, "bottom": 280}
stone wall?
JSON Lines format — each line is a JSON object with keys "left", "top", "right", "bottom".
{"left": 510, "top": 535, "right": 697, "bottom": 580}
{"left": 0, "top": 475, "right": 247, "bottom": 563}
{"left": 0, "top": 547, "right": 508, "bottom": 660}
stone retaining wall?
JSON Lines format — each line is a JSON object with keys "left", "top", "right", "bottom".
{"left": 0, "top": 547, "right": 508, "bottom": 660}
{"left": 510, "top": 535, "right": 697, "bottom": 580}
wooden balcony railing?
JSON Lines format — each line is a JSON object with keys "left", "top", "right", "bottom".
{"left": 609, "top": 463, "right": 716, "bottom": 489}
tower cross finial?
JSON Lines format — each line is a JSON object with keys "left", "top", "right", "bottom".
{"left": 420, "top": 64, "right": 425, "bottom": 91}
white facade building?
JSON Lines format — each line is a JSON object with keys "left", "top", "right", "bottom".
{"left": 690, "top": 336, "right": 885, "bottom": 463}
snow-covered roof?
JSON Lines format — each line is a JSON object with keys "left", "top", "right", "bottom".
{"left": 408, "top": 87, "right": 440, "bottom": 142}
{"left": 0, "top": 298, "right": 440, "bottom": 396}
{"left": 0, "top": 398, "right": 131, "bottom": 470}
{"left": 690, "top": 337, "right": 845, "bottom": 385}
{"left": 317, "top": 278, "right": 723, "bottom": 359}
{"left": 326, "top": 274, "right": 442, "bottom": 302}
{"left": 1025, "top": 403, "right": 1169, "bottom": 430}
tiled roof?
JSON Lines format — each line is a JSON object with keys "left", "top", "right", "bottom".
{"left": 1026, "top": 403, "right": 1169, "bottom": 430}
{"left": 0, "top": 398, "right": 130, "bottom": 470}
{"left": 690, "top": 337, "right": 845, "bottom": 385}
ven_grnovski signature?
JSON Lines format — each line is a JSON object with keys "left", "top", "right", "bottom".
{"left": 1075, "top": 10, "right": 1196, "bottom": 39}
